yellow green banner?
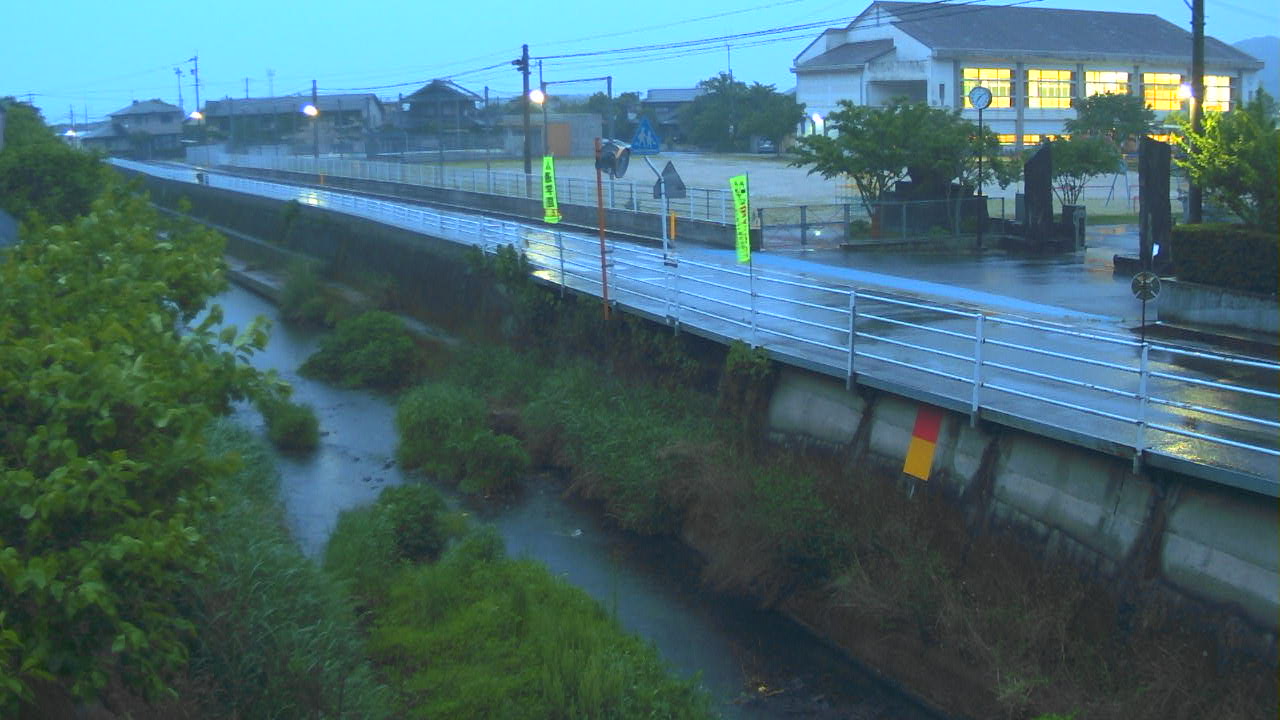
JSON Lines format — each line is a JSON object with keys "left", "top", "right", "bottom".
{"left": 729, "top": 174, "right": 750, "bottom": 263}
{"left": 542, "top": 155, "right": 561, "bottom": 224}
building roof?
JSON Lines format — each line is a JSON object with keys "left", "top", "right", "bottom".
{"left": 643, "top": 88, "right": 705, "bottom": 104}
{"left": 871, "top": 1, "right": 1261, "bottom": 67}
{"left": 109, "top": 99, "right": 182, "bottom": 117}
{"left": 405, "top": 79, "right": 481, "bottom": 102}
{"left": 204, "top": 94, "right": 382, "bottom": 118}
{"left": 795, "top": 39, "right": 895, "bottom": 71}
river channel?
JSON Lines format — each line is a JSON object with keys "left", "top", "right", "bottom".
{"left": 215, "top": 281, "right": 935, "bottom": 720}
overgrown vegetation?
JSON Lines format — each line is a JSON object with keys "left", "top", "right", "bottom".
{"left": 279, "top": 259, "right": 342, "bottom": 326}
{"left": 1176, "top": 90, "right": 1279, "bottom": 231}
{"left": 300, "top": 310, "right": 423, "bottom": 389}
{"left": 256, "top": 392, "right": 320, "bottom": 452}
{"left": 182, "top": 422, "right": 390, "bottom": 718}
{"left": 0, "top": 98, "right": 112, "bottom": 225}
{"left": 324, "top": 485, "right": 713, "bottom": 718}
{"left": 396, "top": 382, "right": 529, "bottom": 495}
{"left": 0, "top": 156, "right": 281, "bottom": 710}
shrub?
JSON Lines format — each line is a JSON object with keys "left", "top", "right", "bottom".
{"left": 396, "top": 382, "right": 528, "bottom": 493}
{"left": 279, "top": 259, "right": 337, "bottom": 327}
{"left": 378, "top": 483, "right": 451, "bottom": 563}
{"left": 716, "top": 340, "right": 777, "bottom": 445}
{"left": 1170, "top": 223, "right": 1278, "bottom": 295}
{"left": 744, "top": 466, "right": 849, "bottom": 578}
{"left": 459, "top": 429, "right": 530, "bottom": 495}
{"left": 847, "top": 219, "right": 872, "bottom": 238}
{"left": 257, "top": 394, "right": 320, "bottom": 452}
{"left": 301, "top": 310, "right": 421, "bottom": 389}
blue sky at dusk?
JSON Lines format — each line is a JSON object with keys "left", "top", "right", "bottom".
{"left": 4, "top": 0, "right": 1275, "bottom": 125}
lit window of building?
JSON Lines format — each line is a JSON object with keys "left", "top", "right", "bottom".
{"left": 1143, "top": 73, "right": 1183, "bottom": 110}
{"left": 997, "top": 133, "right": 1019, "bottom": 145}
{"left": 1027, "top": 69, "right": 1074, "bottom": 108}
{"left": 963, "top": 67, "right": 1013, "bottom": 108}
{"left": 1085, "top": 71, "right": 1129, "bottom": 96}
{"left": 1204, "top": 75, "right": 1232, "bottom": 112}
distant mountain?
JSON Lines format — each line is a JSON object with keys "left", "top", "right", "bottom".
{"left": 1233, "top": 36, "right": 1279, "bottom": 100}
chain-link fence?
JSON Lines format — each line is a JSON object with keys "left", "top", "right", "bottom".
{"left": 758, "top": 196, "right": 1010, "bottom": 250}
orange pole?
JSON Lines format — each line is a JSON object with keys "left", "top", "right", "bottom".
{"left": 594, "top": 138, "right": 610, "bottom": 320}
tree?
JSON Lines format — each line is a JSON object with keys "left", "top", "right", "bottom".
{"left": 1048, "top": 135, "right": 1121, "bottom": 206}
{"left": 680, "top": 74, "right": 803, "bottom": 152}
{"left": 790, "top": 99, "right": 997, "bottom": 214}
{"left": 1176, "top": 91, "right": 1278, "bottom": 231}
{"left": 0, "top": 183, "right": 276, "bottom": 711}
{"left": 0, "top": 99, "right": 109, "bottom": 225}
{"left": 737, "top": 83, "right": 805, "bottom": 153}
{"left": 1064, "top": 93, "right": 1157, "bottom": 148}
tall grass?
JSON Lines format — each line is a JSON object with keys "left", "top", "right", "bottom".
{"left": 184, "top": 421, "right": 390, "bottom": 718}
{"left": 300, "top": 310, "right": 422, "bottom": 390}
{"left": 324, "top": 496, "right": 714, "bottom": 720}
{"left": 256, "top": 393, "right": 320, "bottom": 452}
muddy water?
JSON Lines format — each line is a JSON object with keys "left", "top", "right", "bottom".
{"left": 215, "top": 283, "right": 934, "bottom": 720}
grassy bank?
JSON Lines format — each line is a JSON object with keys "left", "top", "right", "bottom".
{"left": 323, "top": 483, "right": 714, "bottom": 718}
{"left": 317, "top": 243, "right": 1275, "bottom": 720}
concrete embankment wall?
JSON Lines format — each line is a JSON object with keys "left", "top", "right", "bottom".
{"left": 1157, "top": 279, "right": 1279, "bottom": 335}
{"left": 133, "top": 169, "right": 1278, "bottom": 653}
{"left": 768, "top": 367, "right": 1279, "bottom": 643}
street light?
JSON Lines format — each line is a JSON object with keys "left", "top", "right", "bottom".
{"left": 528, "top": 87, "right": 548, "bottom": 155}
{"left": 810, "top": 112, "right": 824, "bottom": 136}
{"left": 301, "top": 104, "right": 319, "bottom": 159}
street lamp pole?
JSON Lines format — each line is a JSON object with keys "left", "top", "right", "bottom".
{"left": 311, "top": 79, "right": 320, "bottom": 159}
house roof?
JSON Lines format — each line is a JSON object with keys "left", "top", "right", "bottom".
{"left": 109, "top": 99, "right": 182, "bottom": 117}
{"left": 203, "top": 94, "right": 382, "bottom": 118}
{"left": 871, "top": 1, "right": 1261, "bottom": 67}
{"left": 405, "top": 79, "right": 481, "bottom": 102}
{"left": 795, "top": 39, "right": 895, "bottom": 71}
{"left": 643, "top": 88, "right": 705, "bottom": 104}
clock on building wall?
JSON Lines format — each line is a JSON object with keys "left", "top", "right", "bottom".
{"left": 968, "top": 85, "right": 992, "bottom": 110}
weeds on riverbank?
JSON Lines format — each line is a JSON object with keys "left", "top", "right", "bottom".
{"left": 301, "top": 310, "right": 424, "bottom": 390}
{"left": 256, "top": 393, "right": 319, "bottom": 452}
{"left": 396, "top": 382, "right": 529, "bottom": 495}
{"left": 182, "top": 421, "right": 391, "bottom": 718}
{"left": 323, "top": 485, "right": 714, "bottom": 718}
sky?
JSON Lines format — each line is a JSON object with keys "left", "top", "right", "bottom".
{"left": 4, "top": 0, "right": 1276, "bottom": 126}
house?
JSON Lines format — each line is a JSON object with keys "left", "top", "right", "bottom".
{"left": 77, "top": 121, "right": 130, "bottom": 154}
{"left": 203, "top": 94, "right": 384, "bottom": 151}
{"left": 96, "top": 99, "right": 185, "bottom": 156}
{"left": 791, "top": 1, "right": 1264, "bottom": 150}
{"left": 640, "top": 88, "right": 706, "bottom": 143}
{"left": 401, "top": 79, "right": 483, "bottom": 134}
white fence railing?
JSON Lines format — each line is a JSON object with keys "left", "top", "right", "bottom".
{"left": 186, "top": 147, "right": 735, "bottom": 224}
{"left": 115, "top": 159, "right": 1280, "bottom": 496}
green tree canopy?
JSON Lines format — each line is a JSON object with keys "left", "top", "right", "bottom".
{"left": 1064, "top": 93, "right": 1158, "bottom": 147}
{"left": 0, "top": 98, "right": 109, "bottom": 225}
{"left": 0, "top": 183, "right": 277, "bottom": 711}
{"left": 1048, "top": 135, "right": 1121, "bottom": 206}
{"left": 680, "top": 73, "right": 803, "bottom": 152}
{"left": 790, "top": 99, "right": 1005, "bottom": 213}
{"left": 1176, "top": 90, "right": 1279, "bottom": 231}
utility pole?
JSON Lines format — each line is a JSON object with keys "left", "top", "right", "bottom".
{"left": 189, "top": 54, "right": 200, "bottom": 112}
{"left": 312, "top": 79, "right": 320, "bottom": 159}
{"left": 174, "top": 67, "right": 184, "bottom": 114}
{"left": 538, "top": 59, "right": 548, "bottom": 155}
{"left": 1188, "top": 0, "right": 1204, "bottom": 223}
{"left": 513, "top": 44, "right": 532, "bottom": 180}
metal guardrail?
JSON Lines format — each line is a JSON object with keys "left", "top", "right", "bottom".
{"left": 114, "top": 159, "right": 1280, "bottom": 495}
{"left": 758, "top": 197, "right": 1013, "bottom": 249}
{"left": 186, "top": 148, "right": 734, "bottom": 224}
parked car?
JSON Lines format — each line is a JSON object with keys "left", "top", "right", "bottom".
{"left": 756, "top": 139, "right": 776, "bottom": 153}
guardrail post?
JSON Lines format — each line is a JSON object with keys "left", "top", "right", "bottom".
{"left": 800, "top": 205, "right": 808, "bottom": 246}
{"left": 672, "top": 261, "right": 682, "bottom": 333}
{"left": 720, "top": 191, "right": 727, "bottom": 224}
{"left": 971, "top": 313, "right": 985, "bottom": 426}
{"left": 630, "top": 181, "right": 636, "bottom": 212}
{"left": 557, "top": 231, "right": 566, "bottom": 298}
{"left": 1133, "top": 342, "right": 1150, "bottom": 473}
{"left": 846, "top": 290, "right": 857, "bottom": 390}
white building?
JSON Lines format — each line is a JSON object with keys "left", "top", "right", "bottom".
{"left": 792, "top": 1, "right": 1264, "bottom": 149}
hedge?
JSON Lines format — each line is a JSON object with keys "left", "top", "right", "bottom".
{"left": 1170, "top": 223, "right": 1278, "bottom": 295}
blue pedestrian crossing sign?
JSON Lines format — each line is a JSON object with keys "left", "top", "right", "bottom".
{"left": 630, "top": 117, "right": 661, "bottom": 155}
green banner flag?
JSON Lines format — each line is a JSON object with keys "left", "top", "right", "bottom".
{"left": 542, "top": 155, "right": 561, "bottom": 224}
{"left": 730, "top": 174, "right": 750, "bottom": 263}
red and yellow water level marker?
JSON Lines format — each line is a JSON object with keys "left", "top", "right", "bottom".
{"left": 903, "top": 404, "right": 944, "bottom": 481}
